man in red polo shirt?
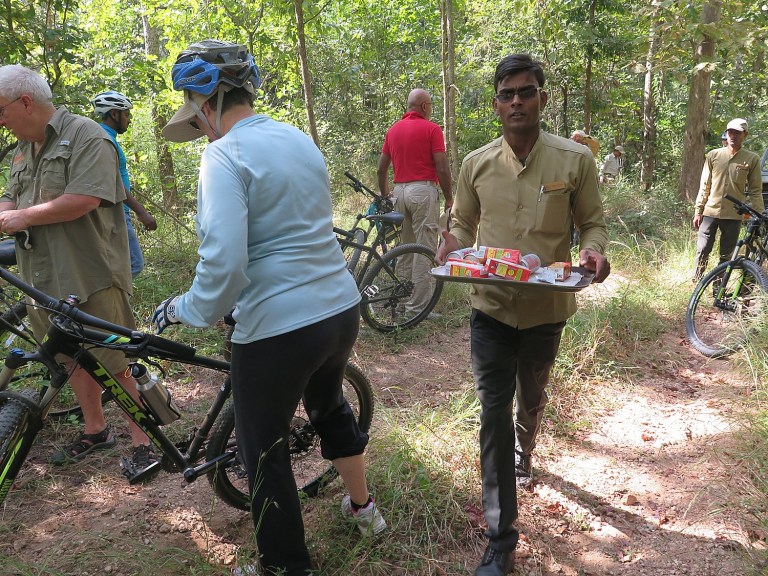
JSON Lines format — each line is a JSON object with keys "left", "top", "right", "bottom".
{"left": 377, "top": 88, "right": 453, "bottom": 313}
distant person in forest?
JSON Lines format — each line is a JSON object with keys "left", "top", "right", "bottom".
{"left": 570, "top": 129, "right": 599, "bottom": 158}
{"left": 599, "top": 145, "right": 624, "bottom": 183}
{"left": 92, "top": 91, "right": 157, "bottom": 277}
{"left": 377, "top": 88, "right": 453, "bottom": 315}
{"left": 721, "top": 132, "right": 727, "bottom": 148}
{"left": 692, "top": 118, "right": 764, "bottom": 281}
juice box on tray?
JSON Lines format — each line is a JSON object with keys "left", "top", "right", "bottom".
{"left": 482, "top": 247, "right": 520, "bottom": 264}
{"left": 549, "top": 261, "right": 572, "bottom": 281}
{"left": 485, "top": 258, "right": 531, "bottom": 281}
{"left": 449, "top": 262, "right": 488, "bottom": 278}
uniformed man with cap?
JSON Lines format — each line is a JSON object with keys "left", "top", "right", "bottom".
{"left": 692, "top": 118, "right": 764, "bottom": 280}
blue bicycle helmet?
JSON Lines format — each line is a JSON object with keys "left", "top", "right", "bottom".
{"left": 171, "top": 40, "right": 260, "bottom": 96}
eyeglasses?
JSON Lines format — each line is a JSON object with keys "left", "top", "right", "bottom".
{"left": 0, "top": 96, "right": 22, "bottom": 119}
{"left": 494, "top": 86, "right": 540, "bottom": 103}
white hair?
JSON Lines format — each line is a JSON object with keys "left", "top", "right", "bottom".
{"left": 0, "top": 65, "right": 53, "bottom": 103}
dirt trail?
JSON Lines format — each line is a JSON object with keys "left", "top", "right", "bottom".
{"left": 1, "top": 314, "right": 766, "bottom": 575}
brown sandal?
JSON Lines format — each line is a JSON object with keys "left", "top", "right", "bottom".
{"left": 50, "top": 426, "right": 116, "bottom": 465}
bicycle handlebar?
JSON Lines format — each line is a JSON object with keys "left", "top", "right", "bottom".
{"left": 344, "top": 171, "right": 395, "bottom": 214}
{"left": 0, "top": 266, "right": 197, "bottom": 360}
{"left": 724, "top": 194, "right": 767, "bottom": 221}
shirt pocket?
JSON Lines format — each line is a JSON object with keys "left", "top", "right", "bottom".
{"left": 7, "top": 157, "right": 30, "bottom": 201}
{"left": 535, "top": 182, "right": 570, "bottom": 234}
{"left": 38, "top": 150, "right": 71, "bottom": 202}
{"left": 729, "top": 163, "right": 750, "bottom": 189}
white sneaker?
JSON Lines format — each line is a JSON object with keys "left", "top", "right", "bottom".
{"left": 232, "top": 565, "right": 258, "bottom": 576}
{"left": 340, "top": 495, "right": 387, "bottom": 535}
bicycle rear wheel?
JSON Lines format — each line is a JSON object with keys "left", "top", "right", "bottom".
{"left": 206, "top": 362, "right": 374, "bottom": 511}
{"left": 359, "top": 242, "right": 443, "bottom": 332}
{"left": 686, "top": 259, "right": 768, "bottom": 358}
{"left": 345, "top": 228, "right": 367, "bottom": 274}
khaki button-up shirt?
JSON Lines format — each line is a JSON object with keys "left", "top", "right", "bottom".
{"left": 451, "top": 132, "right": 608, "bottom": 329}
{"left": 1, "top": 107, "right": 131, "bottom": 302}
{"left": 695, "top": 146, "right": 764, "bottom": 220}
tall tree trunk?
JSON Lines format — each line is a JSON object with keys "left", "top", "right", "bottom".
{"left": 641, "top": 13, "right": 660, "bottom": 191}
{"left": 678, "top": 0, "right": 722, "bottom": 202}
{"left": 294, "top": 0, "right": 320, "bottom": 147}
{"left": 583, "top": 0, "right": 596, "bottom": 132}
{"left": 440, "top": 0, "right": 458, "bottom": 186}
{"left": 141, "top": 11, "right": 178, "bottom": 211}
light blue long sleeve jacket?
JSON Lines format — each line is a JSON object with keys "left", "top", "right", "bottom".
{"left": 175, "top": 114, "right": 360, "bottom": 343}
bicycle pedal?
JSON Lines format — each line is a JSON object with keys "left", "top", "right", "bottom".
{"left": 120, "top": 457, "right": 162, "bottom": 485}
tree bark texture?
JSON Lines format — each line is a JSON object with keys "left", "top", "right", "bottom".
{"left": 441, "top": 0, "right": 459, "bottom": 185}
{"left": 294, "top": 0, "right": 320, "bottom": 147}
{"left": 677, "top": 0, "right": 722, "bottom": 202}
{"left": 141, "top": 11, "right": 178, "bottom": 212}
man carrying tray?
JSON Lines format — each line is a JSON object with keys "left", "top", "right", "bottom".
{"left": 436, "top": 54, "right": 610, "bottom": 576}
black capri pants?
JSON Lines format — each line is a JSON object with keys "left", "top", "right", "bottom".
{"left": 230, "top": 304, "right": 367, "bottom": 575}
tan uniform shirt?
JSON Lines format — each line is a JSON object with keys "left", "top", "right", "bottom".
{"left": 451, "top": 132, "right": 608, "bottom": 329}
{"left": 694, "top": 146, "right": 764, "bottom": 220}
{"left": 2, "top": 107, "right": 131, "bottom": 302}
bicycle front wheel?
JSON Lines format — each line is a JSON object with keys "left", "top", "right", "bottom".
{"left": 359, "top": 242, "right": 443, "bottom": 333}
{"left": 0, "top": 389, "right": 40, "bottom": 503}
{"left": 686, "top": 259, "right": 768, "bottom": 358}
{"left": 0, "top": 304, "right": 88, "bottom": 422}
{"left": 206, "top": 362, "right": 374, "bottom": 511}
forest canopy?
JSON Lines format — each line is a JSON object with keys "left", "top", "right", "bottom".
{"left": 2, "top": 0, "right": 767, "bottom": 208}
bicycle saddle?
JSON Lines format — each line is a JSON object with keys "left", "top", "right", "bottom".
{"left": 366, "top": 211, "right": 405, "bottom": 227}
{"left": 0, "top": 238, "right": 16, "bottom": 267}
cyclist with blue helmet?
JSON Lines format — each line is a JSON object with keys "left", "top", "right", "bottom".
{"left": 152, "top": 40, "right": 386, "bottom": 575}
{"left": 91, "top": 90, "right": 157, "bottom": 278}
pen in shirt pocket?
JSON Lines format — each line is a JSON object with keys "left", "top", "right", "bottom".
{"left": 538, "top": 185, "right": 544, "bottom": 202}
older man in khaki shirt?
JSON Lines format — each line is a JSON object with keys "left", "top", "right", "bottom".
{"left": 0, "top": 64, "right": 158, "bottom": 482}
{"left": 437, "top": 54, "right": 609, "bottom": 576}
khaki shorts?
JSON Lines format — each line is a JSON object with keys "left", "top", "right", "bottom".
{"left": 28, "top": 286, "right": 137, "bottom": 375}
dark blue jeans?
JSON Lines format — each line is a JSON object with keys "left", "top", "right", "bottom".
{"left": 471, "top": 309, "right": 565, "bottom": 551}
{"left": 230, "top": 305, "right": 367, "bottom": 575}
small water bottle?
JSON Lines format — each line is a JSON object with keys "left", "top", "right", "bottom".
{"left": 131, "top": 363, "right": 181, "bottom": 425}
{"left": 521, "top": 253, "right": 541, "bottom": 272}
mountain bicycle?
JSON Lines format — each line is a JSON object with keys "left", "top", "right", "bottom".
{"left": 0, "top": 265, "right": 374, "bottom": 510}
{"left": 686, "top": 194, "right": 768, "bottom": 358}
{"left": 338, "top": 171, "right": 401, "bottom": 273}
{"left": 335, "top": 174, "right": 443, "bottom": 332}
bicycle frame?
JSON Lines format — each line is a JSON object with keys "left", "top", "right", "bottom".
{"left": 713, "top": 194, "right": 768, "bottom": 301}
{"left": 0, "top": 267, "right": 234, "bottom": 506}
{"left": 335, "top": 210, "right": 405, "bottom": 286}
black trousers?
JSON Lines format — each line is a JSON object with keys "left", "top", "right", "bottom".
{"left": 470, "top": 309, "right": 565, "bottom": 551}
{"left": 694, "top": 216, "right": 741, "bottom": 279}
{"left": 230, "top": 305, "right": 367, "bottom": 575}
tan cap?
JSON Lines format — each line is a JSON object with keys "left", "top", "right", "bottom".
{"left": 614, "top": 145, "right": 624, "bottom": 153}
{"left": 162, "top": 91, "right": 210, "bottom": 142}
{"left": 571, "top": 129, "right": 587, "bottom": 137}
{"left": 726, "top": 118, "right": 748, "bottom": 132}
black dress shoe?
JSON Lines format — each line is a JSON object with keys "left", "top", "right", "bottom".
{"left": 475, "top": 545, "right": 515, "bottom": 575}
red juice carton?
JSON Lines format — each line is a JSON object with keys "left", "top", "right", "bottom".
{"left": 483, "top": 247, "right": 520, "bottom": 264}
{"left": 449, "top": 262, "right": 488, "bottom": 277}
{"left": 485, "top": 258, "right": 531, "bottom": 281}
